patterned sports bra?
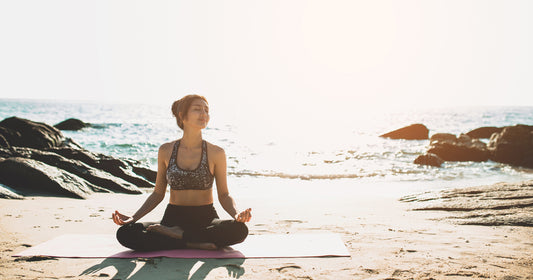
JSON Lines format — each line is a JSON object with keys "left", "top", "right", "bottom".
{"left": 166, "top": 140, "right": 214, "bottom": 190}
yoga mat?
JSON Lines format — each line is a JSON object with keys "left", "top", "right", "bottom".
{"left": 14, "top": 233, "right": 350, "bottom": 259}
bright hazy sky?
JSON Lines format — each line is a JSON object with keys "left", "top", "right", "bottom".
{"left": 1, "top": 1, "right": 532, "bottom": 122}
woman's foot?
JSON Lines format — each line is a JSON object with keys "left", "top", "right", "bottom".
{"left": 146, "top": 224, "right": 184, "bottom": 239}
{"left": 187, "top": 242, "right": 218, "bottom": 250}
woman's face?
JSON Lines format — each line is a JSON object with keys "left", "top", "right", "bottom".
{"left": 182, "top": 99, "right": 210, "bottom": 130}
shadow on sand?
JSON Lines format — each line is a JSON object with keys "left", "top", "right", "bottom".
{"left": 81, "top": 257, "right": 246, "bottom": 280}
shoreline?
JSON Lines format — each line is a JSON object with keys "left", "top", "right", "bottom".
{"left": 1, "top": 178, "right": 532, "bottom": 279}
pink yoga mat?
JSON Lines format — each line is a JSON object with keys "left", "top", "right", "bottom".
{"left": 14, "top": 233, "right": 350, "bottom": 259}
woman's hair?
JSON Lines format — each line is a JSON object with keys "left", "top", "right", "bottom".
{"left": 171, "top": 95, "right": 209, "bottom": 129}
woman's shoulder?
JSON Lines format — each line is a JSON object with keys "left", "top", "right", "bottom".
{"left": 205, "top": 141, "right": 225, "bottom": 158}
{"left": 159, "top": 140, "right": 178, "bottom": 154}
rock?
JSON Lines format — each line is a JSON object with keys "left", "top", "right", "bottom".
{"left": 48, "top": 147, "right": 155, "bottom": 188}
{"left": 400, "top": 180, "right": 533, "bottom": 227}
{"left": 0, "top": 157, "right": 96, "bottom": 199}
{"left": 0, "top": 147, "right": 14, "bottom": 158}
{"left": 0, "top": 126, "right": 20, "bottom": 149}
{"left": 0, "top": 183, "right": 23, "bottom": 199}
{"left": 466, "top": 126, "right": 503, "bottom": 139}
{"left": 0, "top": 117, "right": 156, "bottom": 199}
{"left": 132, "top": 166, "right": 157, "bottom": 183}
{"left": 54, "top": 118, "right": 91, "bottom": 131}
{"left": 427, "top": 134, "right": 489, "bottom": 162}
{"left": 430, "top": 133, "right": 456, "bottom": 143}
{"left": 414, "top": 153, "right": 444, "bottom": 167}
{"left": 380, "top": 124, "right": 429, "bottom": 140}
{"left": 11, "top": 147, "right": 143, "bottom": 194}
{"left": 47, "top": 147, "right": 99, "bottom": 166}
{"left": 0, "top": 117, "right": 65, "bottom": 149}
{"left": 0, "top": 127, "right": 14, "bottom": 148}
{"left": 488, "top": 125, "right": 533, "bottom": 168}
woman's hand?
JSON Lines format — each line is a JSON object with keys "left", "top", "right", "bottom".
{"left": 112, "top": 210, "right": 135, "bottom": 226}
{"left": 235, "top": 208, "right": 252, "bottom": 223}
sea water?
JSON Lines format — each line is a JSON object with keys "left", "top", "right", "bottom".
{"left": 1, "top": 99, "right": 532, "bottom": 193}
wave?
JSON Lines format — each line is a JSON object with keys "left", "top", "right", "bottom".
{"left": 228, "top": 171, "right": 377, "bottom": 180}
{"left": 87, "top": 123, "right": 127, "bottom": 129}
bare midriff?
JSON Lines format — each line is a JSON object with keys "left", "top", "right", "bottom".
{"left": 169, "top": 189, "right": 214, "bottom": 206}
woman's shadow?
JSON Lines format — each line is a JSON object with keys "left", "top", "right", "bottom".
{"left": 81, "top": 257, "right": 245, "bottom": 280}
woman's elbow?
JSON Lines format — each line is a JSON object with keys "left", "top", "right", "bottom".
{"left": 218, "top": 192, "right": 230, "bottom": 201}
{"left": 152, "top": 189, "right": 166, "bottom": 201}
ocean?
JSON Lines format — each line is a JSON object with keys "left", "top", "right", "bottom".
{"left": 1, "top": 99, "right": 532, "bottom": 192}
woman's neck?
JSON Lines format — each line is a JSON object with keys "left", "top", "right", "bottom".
{"left": 180, "top": 129, "right": 203, "bottom": 149}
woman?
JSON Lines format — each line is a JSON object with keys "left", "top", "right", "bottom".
{"left": 112, "top": 95, "right": 251, "bottom": 251}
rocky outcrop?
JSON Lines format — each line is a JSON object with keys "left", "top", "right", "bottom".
{"left": 400, "top": 180, "right": 533, "bottom": 227}
{"left": 0, "top": 183, "right": 23, "bottom": 199}
{"left": 54, "top": 118, "right": 91, "bottom": 131}
{"left": 416, "top": 124, "right": 533, "bottom": 169}
{"left": 0, "top": 127, "right": 15, "bottom": 148}
{"left": 414, "top": 153, "right": 444, "bottom": 167}
{"left": 429, "top": 133, "right": 456, "bottom": 143}
{"left": 132, "top": 166, "right": 157, "bottom": 183}
{"left": 0, "top": 117, "right": 155, "bottom": 199}
{"left": 8, "top": 147, "right": 143, "bottom": 194}
{"left": 380, "top": 124, "right": 429, "bottom": 140}
{"left": 0, "top": 157, "right": 98, "bottom": 199}
{"left": 427, "top": 134, "right": 489, "bottom": 162}
{"left": 466, "top": 126, "right": 503, "bottom": 139}
{"left": 48, "top": 148, "right": 155, "bottom": 188}
{"left": 488, "top": 125, "right": 533, "bottom": 168}
{"left": 0, "top": 117, "right": 66, "bottom": 149}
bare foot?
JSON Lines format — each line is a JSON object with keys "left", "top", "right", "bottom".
{"left": 187, "top": 242, "right": 218, "bottom": 250}
{"left": 146, "top": 224, "right": 184, "bottom": 239}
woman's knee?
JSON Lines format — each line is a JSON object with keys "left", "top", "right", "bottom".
{"left": 116, "top": 223, "right": 142, "bottom": 248}
{"left": 233, "top": 222, "right": 249, "bottom": 243}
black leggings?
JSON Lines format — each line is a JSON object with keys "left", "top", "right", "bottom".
{"left": 116, "top": 204, "right": 248, "bottom": 251}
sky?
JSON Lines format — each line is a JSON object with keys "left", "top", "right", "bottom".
{"left": 1, "top": 0, "right": 532, "bottom": 126}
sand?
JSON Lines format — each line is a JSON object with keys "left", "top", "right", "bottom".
{"left": 1, "top": 177, "right": 532, "bottom": 280}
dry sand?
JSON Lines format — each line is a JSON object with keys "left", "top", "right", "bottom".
{"left": 1, "top": 178, "right": 532, "bottom": 280}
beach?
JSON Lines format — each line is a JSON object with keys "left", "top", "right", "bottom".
{"left": 2, "top": 0, "right": 533, "bottom": 277}
{"left": 1, "top": 101, "right": 532, "bottom": 279}
{"left": 2, "top": 177, "right": 532, "bottom": 280}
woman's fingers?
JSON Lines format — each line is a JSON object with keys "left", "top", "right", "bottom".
{"left": 236, "top": 208, "right": 252, "bottom": 222}
{"left": 112, "top": 212, "right": 123, "bottom": 225}
{"left": 247, "top": 209, "right": 252, "bottom": 222}
{"left": 112, "top": 212, "right": 119, "bottom": 224}
{"left": 112, "top": 210, "right": 132, "bottom": 225}
{"left": 116, "top": 211, "right": 128, "bottom": 220}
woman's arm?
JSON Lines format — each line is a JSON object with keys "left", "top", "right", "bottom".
{"left": 213, "top": 145, "right": 252, "bottom": 223}
{"left": 113, "top": 143, "right": 170, "bottom": 225}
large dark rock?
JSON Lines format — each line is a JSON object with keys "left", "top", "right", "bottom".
{"left": 0, "top": 127, "right": 14, "bottom": 148}
{"left": 380, "top": 124, "right": 429, "bottom": 140}
{"left": 11, "top": 147, "right": 143, "bottom": 194}
{"left": 466, "top": 126, "right": 503, "bottom": 139}
{"left": 0, "top": 147, "right": 14, "bottom": 158}
{"left": 488, "top": 125, "right": 533, "bottom": 168}
{"left": 0, "top": 117, "right": 65, "bottom": 149}
{"left": 54, "top": 118, "right": 91, "bottom": 131}
{"left": 427, "top": 134, "right": 489, "bottom": 162}
{"left": 48, "top": 147, "right": 155, "bottom": 188}
{"left": 0, "top": 117, "right": 156, "bottom": 199}
{"left": 414, "top": 153, "right": 444, "bottom": 167}
{"left": 0, "top": 157, "right": 97, "bottom": 199}
{"left": 0, "top": 183, "right": 23, "bottom": 199}
{"left": 132, "top": 166, "right": 157, "bottom": 183}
